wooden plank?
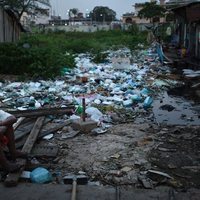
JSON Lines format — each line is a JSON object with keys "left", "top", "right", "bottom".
{"left": 14, "top": 121, "right": 35, "bottom": 141}
{"left": 13, "top": 117, "right": 26, "bottom": 130}
{"left": 38, "top": 119, "right": 72, "bottom": 139}
{"left": 8, "top": 107, "right": 74, "bottom": 118}
{"left": 4, "top": 116, "right": 45, "bottom": 187}
{"left": 14, "top": 118, "right": 51, "bottom": 141}
{"left": 15, "top": 137, "right": 28, "bottom": 149}
{"left": 15, "top": 120, "right": 71, "bottom": 149}
{"left": 22, "top": 116, "right": 45, "bottom": 153}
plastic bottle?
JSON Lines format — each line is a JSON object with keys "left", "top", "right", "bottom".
{"left": 131, "top": 94, "right": 142, "bottom": 102}
{"left": 75, "top": 105, "right": 83, "bottom": 114}
{"left": 143, "top": 96, "right": 153, "bottom": 109}
{"left": 140, "top": 88, "right": 150, "bottom": 96}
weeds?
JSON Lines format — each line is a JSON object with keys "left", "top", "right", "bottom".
{"left": 0, "top": 30, "right": 147, "bottom": 79}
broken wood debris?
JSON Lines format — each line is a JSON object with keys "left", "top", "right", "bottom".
{"left": 15, "top": 119, "right": 72, "bottom": 149}
{"left": 13, "top": 117, "right": 26, "bottom": 130}
{"left": 8, "top": 106, "right": 75, "bottom": 118}
{"left": 4, "top": 116, "right": 45, "bottom": 187}
{"left": 3, "top": 106, "right": 75, "bottom": 187}
{"left": 14, "top": 117, "right": 52, "bottom": 141}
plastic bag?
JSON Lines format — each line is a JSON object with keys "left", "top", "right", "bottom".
{"left": 85, "top": 107, "right": 103, "bottom": 122}
{"left": 30, "top": 167, "right": 52, "bottom": 184}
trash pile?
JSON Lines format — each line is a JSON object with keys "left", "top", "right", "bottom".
{"left": 0, "top": 47, "right": 199, "bottom": 188}
{"left": 0, "top": 48, "right": 184, "bottom": 123}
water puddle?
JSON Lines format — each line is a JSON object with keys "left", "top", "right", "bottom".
{"left": 153, "top": 91, "right": 200, "bottom": 125}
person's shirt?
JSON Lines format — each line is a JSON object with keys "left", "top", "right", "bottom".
{"left": 0, "top": 110, "right": 11, "bottom": 122}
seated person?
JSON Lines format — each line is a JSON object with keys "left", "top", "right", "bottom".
{"left": 0, "top": 110, "right": 26, "bottom": 172}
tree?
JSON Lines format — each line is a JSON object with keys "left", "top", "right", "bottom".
{"left": 138, "top": 1, "right": 166, "bottom": 24}
{"left": 0, "top": 0, "right": 50, "bottom": 22}
{"left": 67, "top": 8, "right": 79, "bottom": 25}
{"left": 68, "top": 8, "right": 79, "bottom": 19}
{"left": 90, "top": 6, "right": 116, "bottom": 23}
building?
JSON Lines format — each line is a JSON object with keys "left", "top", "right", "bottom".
{"left": 166, "top": 0, "right": 199, "bottom": 6}
{"left": 171, "top": 1, "right": 200, "bottom": 59}
{"left": 122, "top": 0, "right": 166, "bottom": 30}
{"left": 0, "top": 8, "right": 24, "bottom": 42}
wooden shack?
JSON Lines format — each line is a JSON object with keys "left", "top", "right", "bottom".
{"left": 0, "top": 8, "right": 23, "bottom": 43}
{"left": 172, "top": 2, "right": 200, "bottom": 60}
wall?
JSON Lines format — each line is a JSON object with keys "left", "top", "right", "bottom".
{"left": 0, "top": 8, "right": 21, "bottom": 43}
{"left": 46, "top": 24, "right": 111, "bottom": 32}
{"left": 173, "top": 3, "right": 200, "bottom": 59}
{"left": 45, "top": 23, "right": 150, "bottom": 33}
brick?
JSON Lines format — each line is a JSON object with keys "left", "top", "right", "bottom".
{"left": 71, "top": 119, "right": 97, "bottom": 133}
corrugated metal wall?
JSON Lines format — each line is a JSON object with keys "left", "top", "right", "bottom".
{"left": 0, "top": 8, "right": 21, "bottom": 43}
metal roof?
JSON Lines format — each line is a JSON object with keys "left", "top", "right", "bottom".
{"left": 170, "top": 0, "right": 200, "bottom": 11}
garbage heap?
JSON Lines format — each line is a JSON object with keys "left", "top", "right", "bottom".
{"left": 1, "top": 47, "right": 191, "bottom": 188}
{"left": 0, "top": 47, "right": 183, "bottom": 124}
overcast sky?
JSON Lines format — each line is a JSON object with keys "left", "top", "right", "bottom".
{"left": 50, "top": 0, "right": 149, "bottom": 19}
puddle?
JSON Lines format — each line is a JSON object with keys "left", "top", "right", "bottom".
{"left": 168, "top": 85, "right": 200, "bottom": 102}
{"left": 153, "top": 91, "right": 200, "bottom": 125}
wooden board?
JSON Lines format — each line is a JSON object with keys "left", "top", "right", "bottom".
{"left": 14, "top": 121, "right": 35, "bottom": 141}
{"left": 14, "top": 116, "right": 53, "bottom": 143}
{"left": 22, "top": 117, "right": 45, "bottom": 153}
{"left": 38, "top": 119, "right": 72, "bottom": 139}
{"left": 13, "top": 117, "right": 26, "bottom": 130}
{"left": 15, "top": 119, "right": 71, "bottom": 149}
{"left": 9, "top": 107, "right": 74, "bottom": 118}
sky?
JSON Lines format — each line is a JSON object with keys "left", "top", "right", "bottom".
{"left": 50, "top": 0, "right": 148, "bottom": 19}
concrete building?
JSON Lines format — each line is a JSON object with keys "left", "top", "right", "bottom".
{"left": 122, "top": 0, "right": 166, "bottom": 31}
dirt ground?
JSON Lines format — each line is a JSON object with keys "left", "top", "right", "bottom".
{"left": 25, "top": 114, "right": 200, "bottom": 191}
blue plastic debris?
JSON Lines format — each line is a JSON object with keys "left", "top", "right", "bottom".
{"left": 143, "top": 96, "right": 153, "bottom": 109}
